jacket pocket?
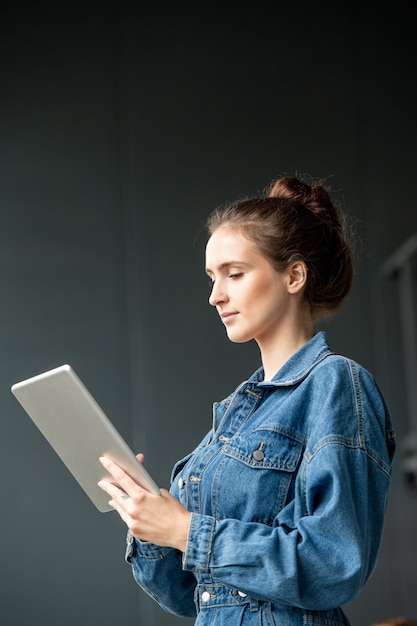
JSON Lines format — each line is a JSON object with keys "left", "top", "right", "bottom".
{"left": 217, "top": 426, "right": 304, "bottom": 523}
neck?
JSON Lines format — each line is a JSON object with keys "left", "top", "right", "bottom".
{"left": 259, "top": 323, "right": 315, "bottom": 382}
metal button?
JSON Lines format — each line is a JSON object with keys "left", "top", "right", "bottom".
{"left": 201, "top": 591, "right": 211, "bottom": 602}
{"left": 238, "top": 591, "right": 247, "bottom": 597}
{"left": 252, "top": 449, "right": 264, "bottom": 461}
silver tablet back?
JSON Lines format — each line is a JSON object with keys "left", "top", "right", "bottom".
{"left": 11, "top": 364, "right": 160, "bottom": 512}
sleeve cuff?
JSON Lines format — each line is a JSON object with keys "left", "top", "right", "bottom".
{"left": 182, "top": 512, "right": 215, "bottom": 572}
{"left": 125, "top": 531, "right": 173, "bottom": 563}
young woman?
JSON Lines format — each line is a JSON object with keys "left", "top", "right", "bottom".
{"left": 99, "top": 175, "right": 396, "bottom": 625}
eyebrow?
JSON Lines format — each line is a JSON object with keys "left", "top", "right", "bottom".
{"left": 205, "top": 261, "right": 250, "bottom": 275}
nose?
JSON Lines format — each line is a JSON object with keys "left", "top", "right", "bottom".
{"left": 209, "top": 280, "right": 227, "bottom": 306}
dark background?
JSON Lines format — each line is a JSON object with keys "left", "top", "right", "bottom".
{"left": 1, "top": 2, "right": 416, "bottom": 625}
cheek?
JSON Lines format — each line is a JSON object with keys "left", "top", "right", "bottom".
{"left": 249, "top": 277, "right": 280, "bottom": 304}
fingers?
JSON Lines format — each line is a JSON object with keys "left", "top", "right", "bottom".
{"left": 97, "top": 472, "right": 125, "bottom": 498}
{"left": 98, "top": 456, "right": 142, "bottom": 499}
{"left": 99, "top": 455, "right": 125, "bottom": 481}
{"left": 97, "top": 458, "right": 191, "bottom": 549}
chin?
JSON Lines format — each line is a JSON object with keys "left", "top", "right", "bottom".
{"left": 226, "top": 331, "right": 253, "bottom": 344}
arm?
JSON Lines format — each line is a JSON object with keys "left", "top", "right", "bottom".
{"left": 183, "top": 440, "right": 392, "bottom": 610}
{"left": 98, "top": 456, "right": 197, "bottom": 618}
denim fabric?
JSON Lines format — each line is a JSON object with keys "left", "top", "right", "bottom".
{"left": 125, "top": 331, "right": 396, "bottom": 625}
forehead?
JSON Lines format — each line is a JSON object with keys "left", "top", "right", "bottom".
{"left": 205, "top": 227, "right": 259, "bottom": 269}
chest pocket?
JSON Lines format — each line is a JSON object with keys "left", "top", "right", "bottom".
{"left": 217, "top": 427, "right": 304, "bottom": 524}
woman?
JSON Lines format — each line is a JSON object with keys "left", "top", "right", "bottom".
{"left": 99, "top": 175, "right": 396, "bottom": 625}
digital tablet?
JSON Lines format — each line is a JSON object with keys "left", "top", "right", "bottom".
{"left": 11, "top": 364, "right": 160, "bottom": 512}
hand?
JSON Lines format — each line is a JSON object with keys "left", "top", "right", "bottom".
{"left": 98, "top": 455, "right": 191, "bottom": 552}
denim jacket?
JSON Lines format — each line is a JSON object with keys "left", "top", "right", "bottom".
{"left": 125, "top": 331, "right": 396, "bottom": 625}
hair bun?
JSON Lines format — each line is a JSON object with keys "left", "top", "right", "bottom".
{"left": 267, "top": 175, "right": 339, "bottom": 224}
{"left": 267, "top": 175, "right": 312, "bottom": 202}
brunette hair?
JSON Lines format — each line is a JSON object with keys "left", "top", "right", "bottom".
{"left": 206, "top": 175, "right": 354, "bottom": 318}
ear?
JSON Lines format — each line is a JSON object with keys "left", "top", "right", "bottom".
{"left": 287, "top": 261, "right": 307, "bottom": 294}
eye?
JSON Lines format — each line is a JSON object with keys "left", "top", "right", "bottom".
{"left": 228, "top": 272, "right": 243, "bottom": 280}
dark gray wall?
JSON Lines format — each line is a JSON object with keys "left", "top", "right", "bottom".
{"left": 1, "top": 3, "right": 416, "bottom": 625}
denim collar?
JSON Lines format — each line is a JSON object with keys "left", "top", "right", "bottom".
{"left": 248, "top": 331, "right": 333, "bottom": 387}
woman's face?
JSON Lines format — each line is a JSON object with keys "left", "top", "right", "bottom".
{"left": 205, "top": 226, "right": 294, "bottom": 346}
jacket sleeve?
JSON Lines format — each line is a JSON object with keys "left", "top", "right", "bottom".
{"left": 182, "top": 442, "right": 390, "bottom": 610}
{"left": 125, "top": 533, "right": 197, "bottom": 618}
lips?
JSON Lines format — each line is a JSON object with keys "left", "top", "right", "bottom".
{"left": 220, "top": 312, "right": 238, "bottom": 324}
